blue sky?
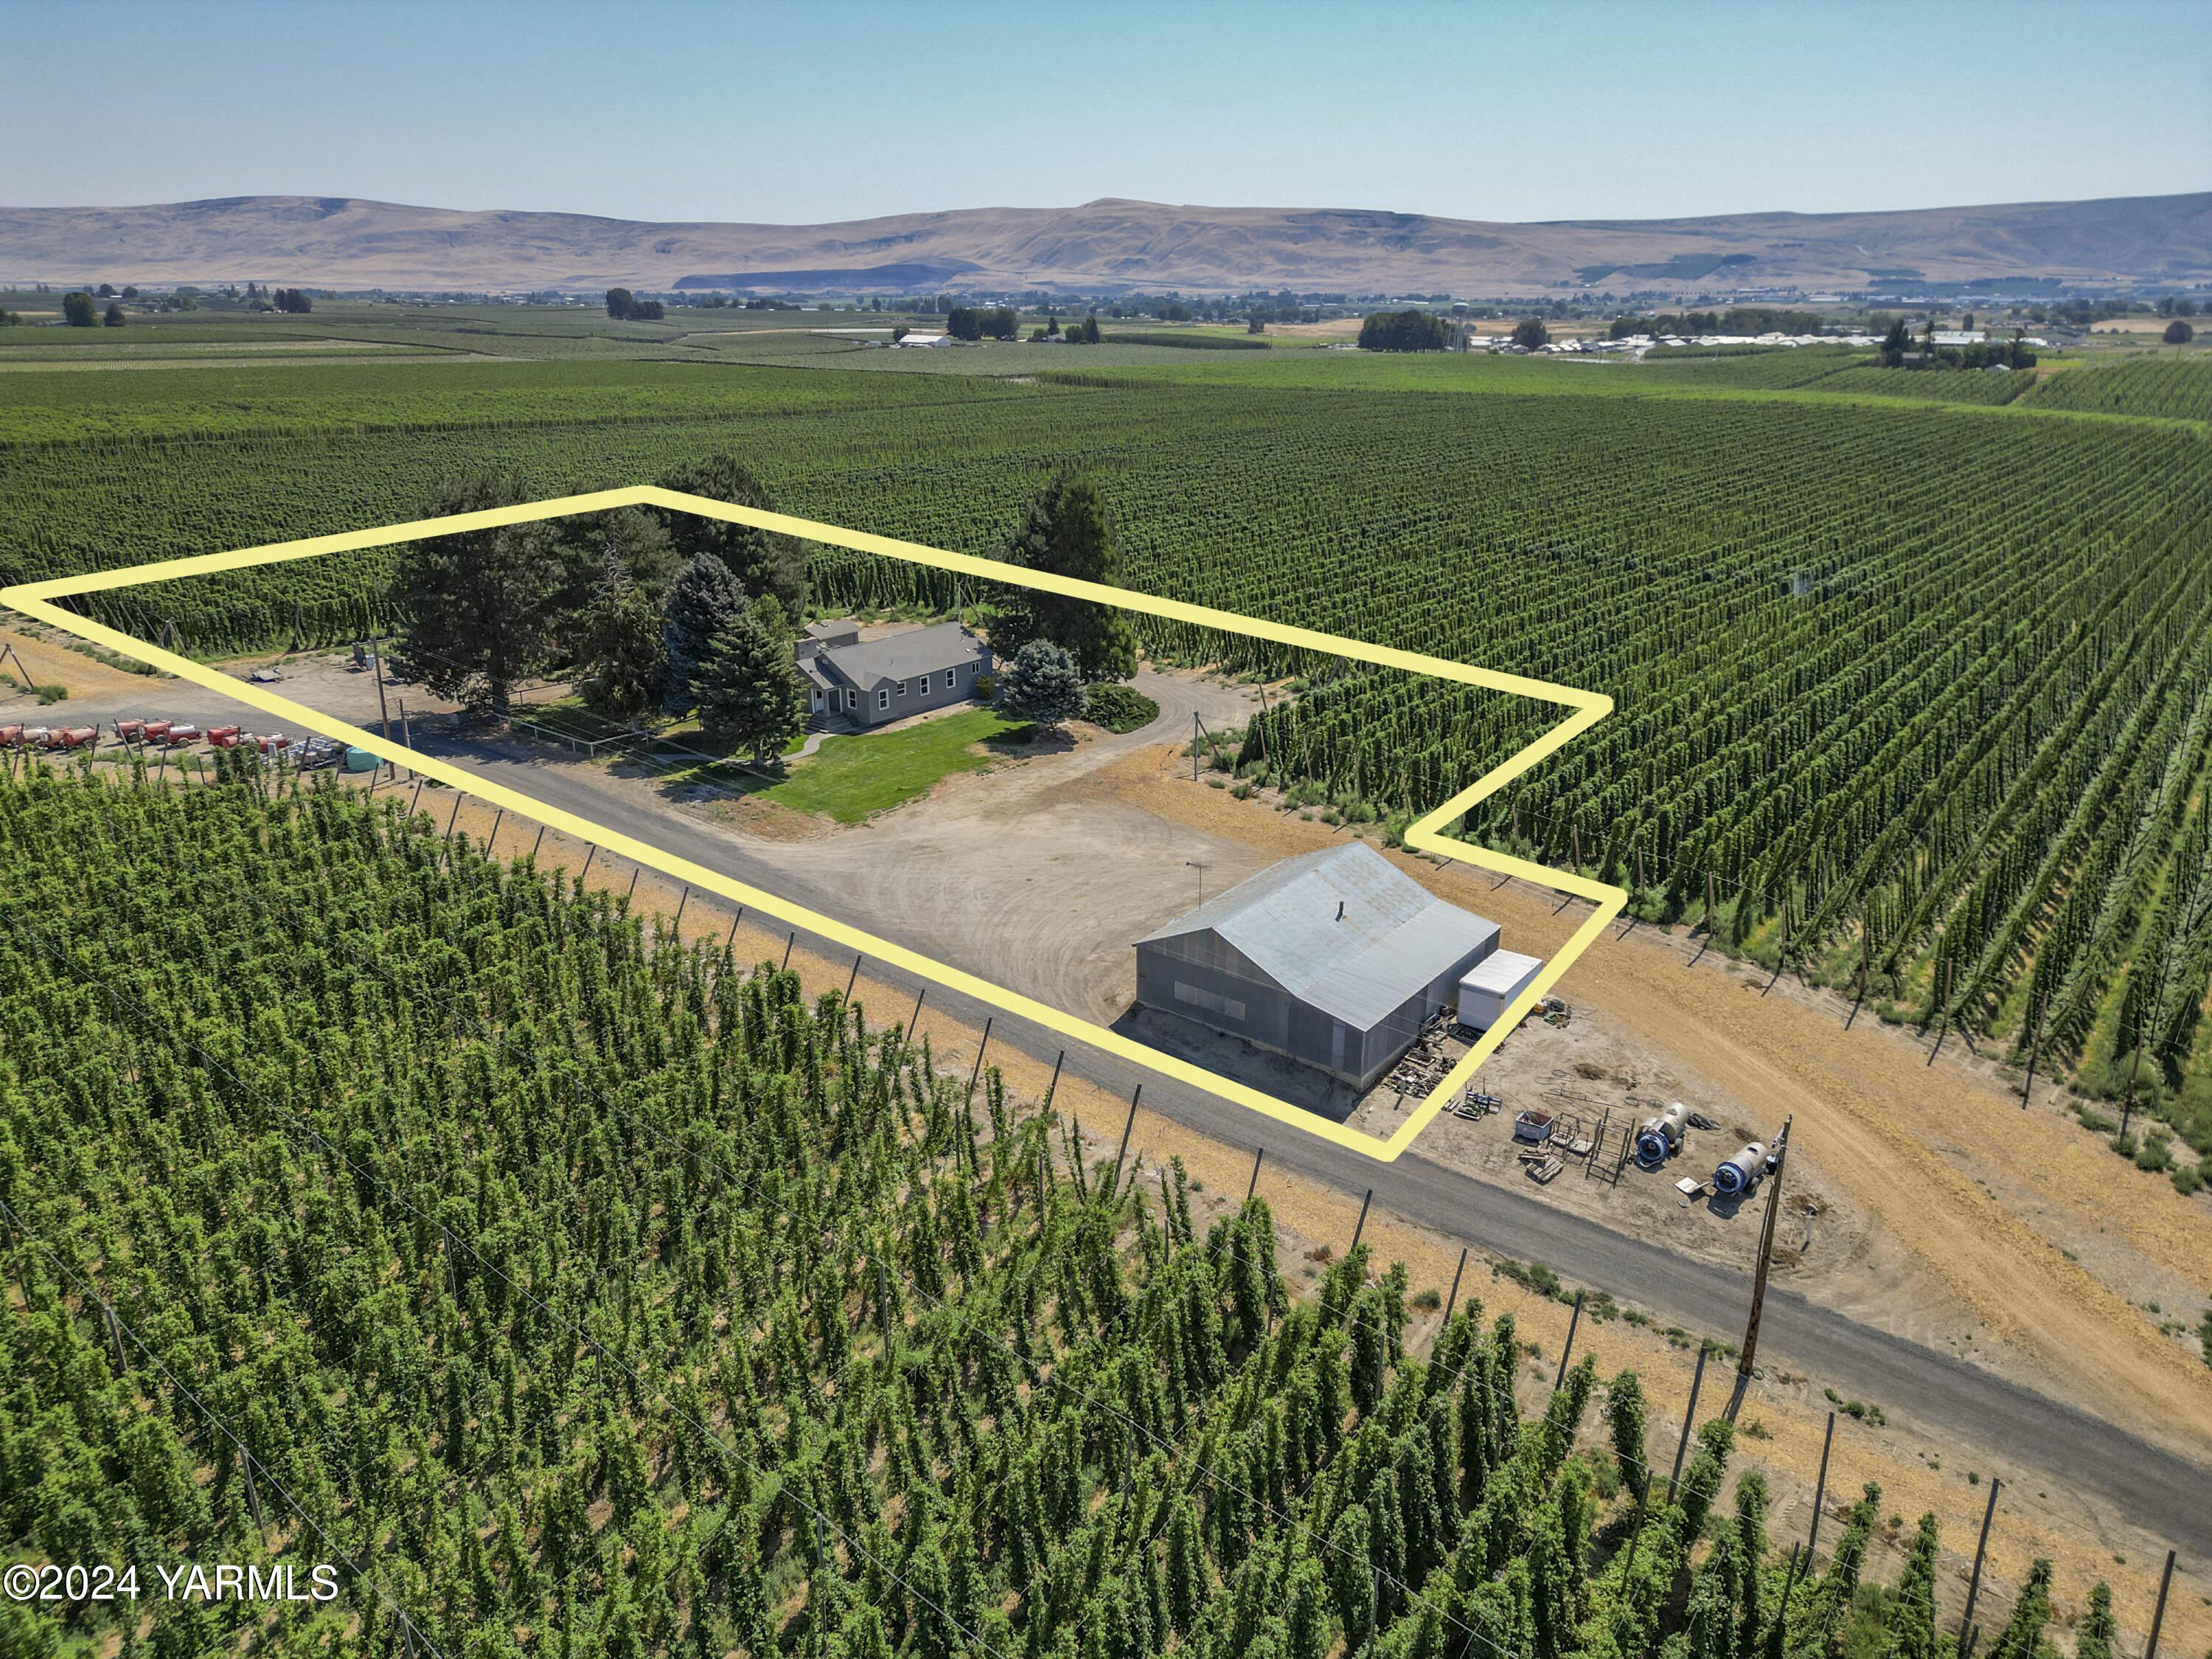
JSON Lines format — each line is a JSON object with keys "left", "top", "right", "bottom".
{"left": 6, "top": 0, "right": 2206, "bottom": 223}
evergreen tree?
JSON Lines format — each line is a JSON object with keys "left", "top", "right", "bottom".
{"left": 989, "top": 471, "right": 1141, "bottom": 684}
{"left": 655, "top": 455, "right": 808, "bottom": 619}
{"left": 661, "top": 552, "right": 750, "bottom": 714}
{"left": 390, "top": 473, "right": 566, "bottom": 715}
{"left": 579, "top": 557, "right": 669, "bottom": 721}
{"left": 695, "top": 598, "right": 807, "bottom": 763}
{"left": 999, "top": 640, "right": 1086, "bottom": 733}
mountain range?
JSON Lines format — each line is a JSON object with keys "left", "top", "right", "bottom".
{"left": 2, "top": 192, "right": 2205, "bottom": 294}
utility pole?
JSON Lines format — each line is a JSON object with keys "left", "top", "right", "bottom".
{"left": 2120, "top": 1018, "right": 2141, "bottom": 1141}
{"left": 1958, "top": 1476, "right": 2000, "bottom": 1656}
{"left": 2020, "top": 992, "right": 2046, "bottom": 1110}
{"left": 369, "top": 638, "right": 394, "bottom": 779}
{"left": 2146, "top": 1549, "right": 2176, "bottom": 1659}
{"left": 1726, "top": 1116, "right": 1792, "bottom": 1422}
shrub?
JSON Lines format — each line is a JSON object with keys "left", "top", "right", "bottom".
{"left": 2135, "top": 1136, "right": 2174, "bottom": 1172}
{"left": 973, "top": 672, "right": 996, "bottom": 701}
{"left": 1082, "top": 682, "right": 1160, "bottom": 734}
{"left": 2171, "top": 1164, "right": 2203, "bottom": 1197}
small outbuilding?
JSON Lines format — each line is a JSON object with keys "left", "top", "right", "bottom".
{"left": 1133, "top": 841, "right": 1501, "bottom": 1092}
{"left": 1456, "top": 950, "right": 1545, "bottom": 1033}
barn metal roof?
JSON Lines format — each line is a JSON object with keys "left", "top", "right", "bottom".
{"left": 1138, "top": 841, "right": 1499, "bottom": 1031}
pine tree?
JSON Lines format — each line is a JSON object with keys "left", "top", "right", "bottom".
{"left": 990, "top": 472, "right": 1141, "bottom": 684}
{"left": 661, "top": 552, "right": 751, "bottom": 714}
{"left": 391, "top": 473, "right": 566, "bottom": 716}
{"left": 695, "top": 598, "right": 807, "bottom": 764}
{"left": 656, "top": 455, "right": 809, "bottom": 619}
{"left": 999, "top": 640, "right": 1087, "bottom": 734}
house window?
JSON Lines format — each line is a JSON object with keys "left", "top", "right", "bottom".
{"left": 896, "top": 680, "right": 907, "bottom": 696}
{"left": 942, "top": 670, "right": 955, "bottom": 692}
{"left": 877, "top": 689, "right": 890, "bottom": 711}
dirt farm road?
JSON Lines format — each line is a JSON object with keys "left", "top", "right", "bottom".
{"left": 378, "top": 729, "right": 2212, "bottom": 1556}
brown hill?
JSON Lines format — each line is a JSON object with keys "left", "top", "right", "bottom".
{"left": 2, "top": 192, "right": 2205, "bottom": 294}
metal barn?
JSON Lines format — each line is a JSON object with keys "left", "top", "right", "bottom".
{"left": 1133, "top": 842, "right": 1500, "bottom": 1092}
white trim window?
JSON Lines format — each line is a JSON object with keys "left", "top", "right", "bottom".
{"left": 942, "top": 669, "right": 955, "bottom": 692}
{"left": 896, "top": 680, "right": 907, "bottom": 697}
{"left": 877, "top": 688, "right": 890, "bottom": 711}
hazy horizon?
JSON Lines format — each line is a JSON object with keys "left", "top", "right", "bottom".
{"left": 4, "top": 0, "right": 2205, "bottom": 227}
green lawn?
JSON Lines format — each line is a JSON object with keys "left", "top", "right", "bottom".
{"left": 763, "top": 707, "right": 1029, "bottom": 822}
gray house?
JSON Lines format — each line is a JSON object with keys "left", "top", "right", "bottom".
{"left": 1134, "top": 841, "right": 1500, "bottom": 1091}
{"left": 796, "top": 620, "right": 993, "bottom": 728}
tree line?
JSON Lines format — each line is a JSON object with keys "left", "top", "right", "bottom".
{"left": 391, "top": 457, "right": 809, "bottom": 760}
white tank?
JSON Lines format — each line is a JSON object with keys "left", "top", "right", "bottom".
{"left": 1714, "top": 1141, "right": 1768, "bottom": 1197}
{"left": 1634, "top": 1102, "right": 1688, "bottom": 1168}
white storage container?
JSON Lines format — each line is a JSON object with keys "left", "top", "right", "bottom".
{"left": 1456, "top": 950, "right": 1545, "bottom": 1032}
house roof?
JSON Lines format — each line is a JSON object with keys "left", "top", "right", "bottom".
{"left": 1138, "top": 841, "right": 1499, "bottom": 1031}
{"left": 818, "top": 621, "right": 987, "bottom": 689}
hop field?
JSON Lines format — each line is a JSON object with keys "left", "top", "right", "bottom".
{"left": 2023, "top": 354, "right": 2212, "bottom": 421}
{"left": 3, "top": 355, "right": 2209, "bottom": 1130}
{"left": 0, "top": 764, "right": 2114, "bottom": 1657}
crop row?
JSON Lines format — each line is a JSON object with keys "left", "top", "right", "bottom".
{"left": 4, "top": 375, "right": 2206, "bottom": 1099}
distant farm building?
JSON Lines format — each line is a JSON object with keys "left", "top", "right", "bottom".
{"left": 1134, "top": 842, "right": 1503, "bottom": 1091}
{"left": 896, "top": 332, "right": 950, "bottom": 348}
{"left": 796, "top": 619, "right": 992, "bottom": 727}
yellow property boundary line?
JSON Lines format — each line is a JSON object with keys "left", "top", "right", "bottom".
{"left": 1, "top": 486, "right": 1624, "bottom": 1163}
